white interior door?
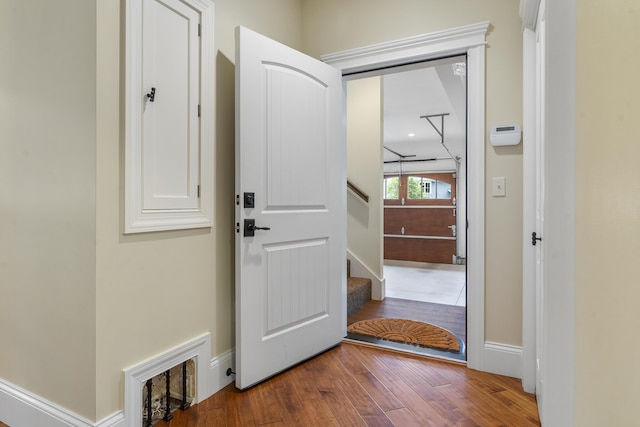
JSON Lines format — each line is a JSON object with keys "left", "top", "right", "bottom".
{"left": 534, "top": 6, "right": 547, "bottom": 408}
{"left": 235, "top": 26, "right": 346, "bottom": 389}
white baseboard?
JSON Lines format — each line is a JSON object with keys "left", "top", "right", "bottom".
{"left": 0, "top": 378, "right": 97, "bottom": 427}
{"left": 346, "top": 249, "right": 385, "bottom": 300}
{"left": 95, "top": 412, "right": 125, "bottom": 427}
{"left": 0, "top": 335, "right": 236, "bottom": 427}
{"left": 209, "top": 348, "right": 235, "bottom": 394}
{"left": 481, "top": 341, "right": 523, "bottom": 379}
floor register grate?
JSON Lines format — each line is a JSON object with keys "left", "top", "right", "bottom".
{"left": 142, "top": 358, "right": 195, "bottom": 426}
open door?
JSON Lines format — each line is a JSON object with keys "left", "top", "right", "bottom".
{"left": 534, "top": 10, "right": 547, "bottom": 409}
{"left": 235, "top": 26, "right": 346, "bottom": 389}
{"left": 523, "top": 0, "right": 547, "bottom": 409}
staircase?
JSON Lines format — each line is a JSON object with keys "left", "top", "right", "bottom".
{"left": 347, "top": 259, "right": 372, "bottom": 317}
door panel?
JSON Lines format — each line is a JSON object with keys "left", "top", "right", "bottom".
{"left": 264, "top": 65, "right": 328, "bottom": 209}
{"left": 384, "top": 237, "right": 456, "bottom": 264}
{"left": 235, "top": 26, "right": 345, "bottom": 390}
{"left": 383, "top": 172, "right": 457, "bottom": 263}
{"left": 263, "top": 238, "right": 329, "bottom": 336}
{"left": 142, "top": 0, "right": 200, "bottom": 210}
{"left": 384, "top": 207, "right": 455, "bottom": 237}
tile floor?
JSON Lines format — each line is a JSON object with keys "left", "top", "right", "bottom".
{"left": 383, "top": 261, "right": 466, "bottom": 306}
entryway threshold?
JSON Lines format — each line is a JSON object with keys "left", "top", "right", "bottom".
{"left": 343, "top": 335, "right": 467, "bottom": 364}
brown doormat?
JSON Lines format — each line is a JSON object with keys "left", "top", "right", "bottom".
{"left": 347, "top": 318, "right": 461, "bottom": 352}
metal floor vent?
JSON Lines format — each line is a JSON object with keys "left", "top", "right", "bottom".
{"left": 124, "top": 333, "right": 210, "bottom": 427}
{"left": 142, "top": 358, "right": 195, "bottom": 426}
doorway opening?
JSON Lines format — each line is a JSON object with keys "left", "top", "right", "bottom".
{"left": 323, "top": 21, "right": 488, "bottom": 370}
{"left": 346, "top": 56, "right": 468, "bottom": 362}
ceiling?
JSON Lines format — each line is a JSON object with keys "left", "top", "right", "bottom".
{"left": 382, "top": 55, "right": 467, "bottom": 174}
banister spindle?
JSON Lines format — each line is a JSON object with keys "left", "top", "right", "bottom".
{"left": 180, "top": 361, "right": 190, "bottom": 410}
{"left": 145, "top": 378, "right": 153, "bottom": 427}
{"left": 163, "top": 370, "right": 173, "bottom": 421}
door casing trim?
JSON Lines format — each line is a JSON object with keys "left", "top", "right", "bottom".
{"left": 323, "top": 21, "right": 489, "bottom": 373}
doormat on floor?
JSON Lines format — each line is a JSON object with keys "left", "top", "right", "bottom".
{"left": 347, "top": 318, "right": 461, "bottom": 352}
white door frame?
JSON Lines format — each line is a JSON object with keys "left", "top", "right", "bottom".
{"left": 521, "top": 0, "right": 576, "bottom": 424}
{"left": 521, "top": 0, "right": 541, "bottom": 393}
{"left": 322, "top": 21, "right": 489, "bottom": 372}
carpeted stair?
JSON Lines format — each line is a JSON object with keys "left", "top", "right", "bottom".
{"left": 347, "top": 259, "right": 372, "bottom": 317}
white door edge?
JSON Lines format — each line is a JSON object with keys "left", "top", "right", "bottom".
{"left": 521, "top": 25, "right": 537, "bottom": 393}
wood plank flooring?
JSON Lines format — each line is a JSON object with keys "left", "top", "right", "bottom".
{"left": 152, "top": 342, "right": 539, "bottom": 426}
{"left": 0, "top": 343, "right": 538, "bottom": 427}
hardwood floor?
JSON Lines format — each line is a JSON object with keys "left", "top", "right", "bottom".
{"left": 152, "top": 342, "right": 539, "bottom": 426}
{"left": 0, "top": 343, "right": 538, "bottom": 427}
{"left": 348, "top": 297, "right": 466, "bottom": 344}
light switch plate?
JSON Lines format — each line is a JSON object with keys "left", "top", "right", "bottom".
{"left": 492, "top": 177, "right": 506, "bottom": 197}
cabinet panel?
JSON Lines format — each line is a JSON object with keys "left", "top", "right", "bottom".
{"left": 142, "top": 0, "right": 200, "bottom": 210}
{"left": 125, "top": 0, "right": 214, "bottom": 233}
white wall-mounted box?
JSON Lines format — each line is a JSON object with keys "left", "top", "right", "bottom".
{"left": 490, "top": 124, "right": 521, "bottom": 146}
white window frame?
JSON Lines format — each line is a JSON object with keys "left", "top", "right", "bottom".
{"left": 423, "top": 179, "right": 432, "bottom": 196}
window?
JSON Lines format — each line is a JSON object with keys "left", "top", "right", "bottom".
{"left": 383, "top": 173, "right": 455, "bottom": 205}
{"left": 383, "top": 176, "right": 399, "bottom": 199}
{"left": 436, "top": 180, "right": 452, "bottom": 200}
{"left": 407, "top": 176, "right": 435, "bottom": 199}
{"left": 423, "top": 180, "right": 432, "bottom": 195}
{"left": 406, "top": 176, "right": 452, "bottom": 200}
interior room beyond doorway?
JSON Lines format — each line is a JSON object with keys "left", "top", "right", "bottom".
{"left": 345, "top": 54, "right": 468, "bottom": 362}
{"left": 384, "top": 260, "right": 466, "bottom": 306}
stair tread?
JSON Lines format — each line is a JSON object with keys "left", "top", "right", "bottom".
{"left": 347, "top": 276, "right": 371, "bottom": 291}
{"left": 346, "top": 275, "right": 371, "bottom": 317}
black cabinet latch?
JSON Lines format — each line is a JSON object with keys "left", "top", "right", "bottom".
{"left": 146, "top": 87, "right": 156, "bottom": 102}
{"left": 531, "top": 232, "right": 542, "bottom": 246}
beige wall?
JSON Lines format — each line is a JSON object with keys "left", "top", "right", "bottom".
{"left": 11, "top": 1, "right": 640, "bottom": 423}
{"left": 302, "top": 0, "right": 524, "bottom": 345}
{"left": 0, "top": 0, "right": 98, "bottom": 419}
{"left": 94, "top": 0, "right": 303, "bottom": 420}
{"left": 0, "top": 0, "right": 532, "bottom": 421}
{"left": 1, "top": 0, "right": 302, "bottom": 422}
{"left": 346, "top": 78, "right": 384, "bottom": 278}
{"left": 575, "top": 1, "right": 640, "bottom": 425}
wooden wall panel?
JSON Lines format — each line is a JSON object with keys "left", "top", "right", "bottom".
{"left": 384, "top": 237, "right": 456, "bottom": 264}
{"left": 384, "top": 207, "right": 455, "bottom": 237}
{"left": 383, "top": 173, "right": 458, "bottom": 264}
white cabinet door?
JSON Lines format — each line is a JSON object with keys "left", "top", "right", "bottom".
{"left": 235, "top": 26, "right": 346, "bottom": 389}
{"left": 142, "top": 0, "right": 200, "bottom": 210}
{"left": 125, "top": 0, "right": 214, "bottom": 233}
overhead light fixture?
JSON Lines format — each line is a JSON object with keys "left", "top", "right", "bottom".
{"left": 408, "top": 133, "right": 415, "bottom": 137}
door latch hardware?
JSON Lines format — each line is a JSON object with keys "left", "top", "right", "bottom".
{"left": 531, "top": 232, "right": 542, "bottom": 246}
{"left": 244, "top": 219, "right": 270, "bottom": 237}
{"left": 244, "top": 192, "right": 255, "bottom": 208}
{"left": 146, "top": 87, "right": 156, "bottom": 102}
